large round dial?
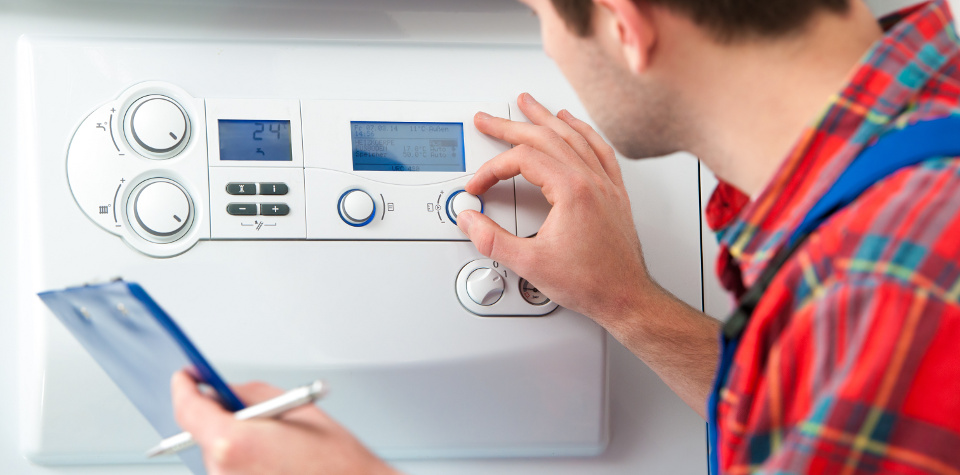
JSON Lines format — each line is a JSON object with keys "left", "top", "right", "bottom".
{"left": 129, "top": 178, "right": 193, "bottom": 243}
{"left": 338, "top": 189, "right": 376, "bottom": 227}
{"left": 125, "top": 95, "right": 190, "bottom": 159}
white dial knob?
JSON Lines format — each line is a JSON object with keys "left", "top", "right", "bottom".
{"left": 127, "top": 96, "right": 188, "bottom": 158}
{"left": 132, "top": 180, "right": 192, "bottom": 240}
{"left": 446, "top": 190, "right": 483, "bottom": 224}
{"left": 339, "top": 189, "right": 376, "bottom": 226}
{"left": 465, "top": 268, "right": 505, "bottom": 306}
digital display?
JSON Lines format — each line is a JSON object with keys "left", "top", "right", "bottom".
{"left": 219, "top": 120, "right": 292, "bottom": 161}
{"left": 351, "top": 121, "right": 466, "bottom": 172}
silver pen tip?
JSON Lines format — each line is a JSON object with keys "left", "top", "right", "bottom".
{"left": 145, "top": 446, "right": 167, "bottom": 458}
{"left": 309, "top": 380, "right": 328, "bottom": 399}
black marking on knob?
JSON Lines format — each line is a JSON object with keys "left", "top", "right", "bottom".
{"left": 169, "top": 132, "right": 178, "bottom": 140}
{"left": 173, "top": 215, "right": 182, "bottom": 223}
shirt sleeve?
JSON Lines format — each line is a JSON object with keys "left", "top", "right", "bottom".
{"left": 757, "top": 276, "right": 960, "bottom": 474}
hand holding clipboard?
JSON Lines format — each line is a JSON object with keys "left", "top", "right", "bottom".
{"left": 38, "top": 280, "right": 327, "bottom": 475}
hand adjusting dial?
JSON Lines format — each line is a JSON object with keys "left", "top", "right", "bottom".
{"left": 446, "top": 190, "right": 483, "bottom": 225}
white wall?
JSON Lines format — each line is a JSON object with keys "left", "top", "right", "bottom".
{"left": 866, "top": 0, "right": 919, "bottom": 16}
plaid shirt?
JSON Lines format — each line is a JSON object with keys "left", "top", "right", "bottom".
{"left": 707, "top": 1, "right": 960, "bottom": 473}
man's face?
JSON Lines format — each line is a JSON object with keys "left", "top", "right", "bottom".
{"left": 520, "top": 0, "right": 689, "bottom": 159}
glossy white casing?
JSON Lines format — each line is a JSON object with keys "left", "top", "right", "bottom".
{"left": 31, "top": 74, "right": 606, "bottom": 463}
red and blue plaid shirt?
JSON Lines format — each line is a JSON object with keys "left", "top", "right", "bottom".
{"left": 707, "top": 1, "right": 960, "bottom": 473}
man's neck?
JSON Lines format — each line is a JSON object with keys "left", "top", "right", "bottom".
{"left": 661, "top": 0, "right": 884, "bottom": 197}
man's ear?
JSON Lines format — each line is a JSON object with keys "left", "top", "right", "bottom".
{"left": 594, "top": 0, "right": 657, "bottom": 73}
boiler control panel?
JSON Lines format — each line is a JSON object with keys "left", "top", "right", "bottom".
{"left": 66, "top": 81, "right": 555, "bottom": 317}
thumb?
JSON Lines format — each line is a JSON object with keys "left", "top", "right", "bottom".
{"left": 457, "top": 210, "right": 528, "bottom": 272}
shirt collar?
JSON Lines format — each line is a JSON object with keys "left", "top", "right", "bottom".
{"left": 716, "top": 0, "right": 960, "bottom": 285}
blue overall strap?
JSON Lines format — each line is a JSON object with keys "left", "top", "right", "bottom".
{"left": 789, "top": 116, "right": 960, "bottom": 248}
{"left": 708, "top": 115, "right": 960, "bottom": 475}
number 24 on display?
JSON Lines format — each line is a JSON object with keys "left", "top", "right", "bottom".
{"left": 252, "top": 122, "right": 286, "bottom": 141}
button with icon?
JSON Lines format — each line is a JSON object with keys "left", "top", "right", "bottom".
{"left": 259, "top": 183, "right": 289, "bottom": 195}
{"left": 226, "top": 183, "right": 256, "bottom": 195}
{"left": 260, "top": 203, "right": 290, "bottom": 216}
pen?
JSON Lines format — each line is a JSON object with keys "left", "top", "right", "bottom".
{"left": 147, "top": 380, "right": 328, "bottom": 458}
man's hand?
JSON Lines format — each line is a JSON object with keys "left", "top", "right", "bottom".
{"left": 459, "top": 93, "right": 720, "bottom": 417}
{"left": 171, "top": 371, "right": 401, "bottom": 475}
{"left": 459, "top": 92, "right": 653, "bottom": 327}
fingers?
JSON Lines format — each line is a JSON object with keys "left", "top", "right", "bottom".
{"left": 515, "top": 93, "right": 607, "bottom": 177}
{"left": 472, "top": 94, "right": 621, "bottom": 200}
{"left": 557, "top": 109, "right": 625, "bottom": 188}
{"left": 466, "top": 144, "right": 572, "bottom": 204}
{"left": 475, "top": 110, "right": 590, "bottom": 174}
{"left": 457, "top": 210, "right": 531, "bottom": 276}
{"left": 171, "top": 370, "right": 235, "bottom": 447}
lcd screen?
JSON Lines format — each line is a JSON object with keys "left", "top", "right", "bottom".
{"left": 351, "top": 121, "right": 466, "bottom": 172}
{"left": 219, "top": 120, "right": 292, "bottom": 161}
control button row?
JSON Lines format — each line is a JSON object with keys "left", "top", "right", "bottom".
{"left": 454, "top": 259, "right": 559, "bottom": 317}
{"left": 226, "top": 203, "right": 290, "bottom": 216}
{"left": 332, "top": 188, "right": 483, "bottom": 228}
{"left": 464, "top": 272, "right": 551, "bottom": 307}
{"left": 226, "top": 182, "right": 289, "bottom": 196}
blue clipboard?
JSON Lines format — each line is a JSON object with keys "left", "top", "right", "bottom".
{"left": 38, "top": 280, "right": 245, "bottom": 475}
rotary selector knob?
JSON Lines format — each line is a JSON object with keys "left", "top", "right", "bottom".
{"left": 446, "top": 190, "right": 483, "bottom": 224}
{"left": 129, "top": 179, "right": 193, "bottom": 243}
{"left": 125, "top": 95, "right": 189, "bottom": 159}
{"left": 465, "top": 267, "right": 505, "bottom": 306}
{"left": 339, "top": 189, "right": 376, "bottom": 227}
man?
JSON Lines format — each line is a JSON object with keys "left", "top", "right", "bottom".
{"left": 173, "top": 0, "right": 960, "bottom": 473}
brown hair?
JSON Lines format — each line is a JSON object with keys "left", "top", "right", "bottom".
{"left": 551, "top": 0, "right": 850, "bottom": 41}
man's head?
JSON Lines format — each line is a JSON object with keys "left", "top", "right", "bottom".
{"left": 548, "top": 0, "right": 850, "bottom": 41}
{"left": 522, "top": 0, "right": 855, "bottom": 161}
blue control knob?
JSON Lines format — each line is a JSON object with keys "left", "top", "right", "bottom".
{"left": 446, "top": 190, "right": 483, "bottom": 225}
{"left": 338, "top": 189, "right": 376, "bottom": 227}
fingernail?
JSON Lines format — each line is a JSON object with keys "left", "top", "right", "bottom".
{"left": 522, "top": 93, "right": 537, "bottom": 105}
{"left": 558, "top": 109, "right": 574, "bottom": 120}
{"left": 457, "top": 212, "right": 473, "bottom": 234}
{"left": 476, "top": 112, "right": 492, "bottom": 121}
